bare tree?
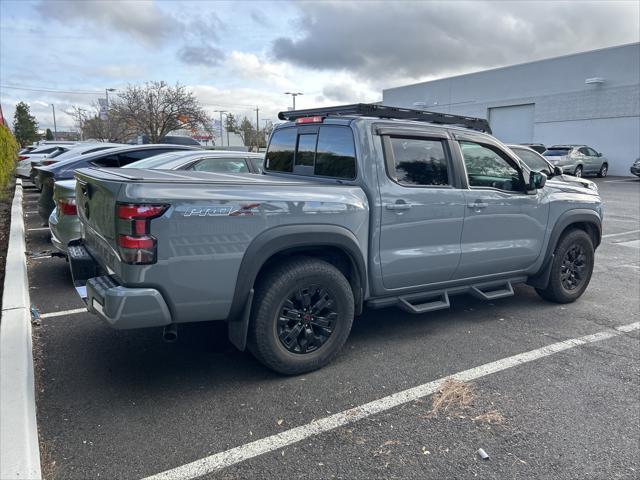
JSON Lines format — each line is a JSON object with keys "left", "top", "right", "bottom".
{"left": 69, "top": 104, "right": 131, "bottom": 142}
{"left": 109, "top": 81, "right": 213, "bottom": 143}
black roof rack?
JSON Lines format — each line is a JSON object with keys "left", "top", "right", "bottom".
{"left": 278, "top": 103, "right": 492, "bottom": 134}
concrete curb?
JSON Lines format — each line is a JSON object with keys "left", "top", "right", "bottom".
{"left": 1, "top": 179, "right": 43, "bottom": 480}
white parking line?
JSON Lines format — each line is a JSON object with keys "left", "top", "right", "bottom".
{"left": 39, "top": 308, "right": 87, "bottom": 319}
{"left": 602, "top": 229, "right": 640, "bottom": 239}
{"left": 24, "top": 211, "right": 38, "bottom": 214}
{"left": 26, "top": 228, "right": 48, "bottom": 232}
{"left": 142, "top": 321, "right": 640, "bottom": 480}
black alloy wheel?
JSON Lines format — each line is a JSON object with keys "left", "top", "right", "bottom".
{"left": 560, "top": 244, "right": 587, "bottom": 291}
{"left": 277, "top": 285, "right": 337, "bottom": 354}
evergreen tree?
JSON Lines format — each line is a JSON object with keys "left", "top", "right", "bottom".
{"left": 45, "top": 128, "right": 54, "bottom": 140}
{"left": 13, "top": 102, "right": 39, "bottom": 147}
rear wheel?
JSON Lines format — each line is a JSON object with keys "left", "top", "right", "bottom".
{"left": 248, "top": 257, "right": 354, "bottom": 375}
{"left": 536, "top": 229, "right": 594, "bottom": 303}
{"left": 597, "top": 163, "right": 608, "bottom": 178}
{"left": 573, "top": 165, "right": 583, "bottom": 178}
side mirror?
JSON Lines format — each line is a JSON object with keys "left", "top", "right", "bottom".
{"left": 554, "top": 166, "right": 563, "bottom": 176}
{"left": 529, "top": 171, "right": 547, "bottom": 190}
{"left": 597, "top": 152, "right": 602, "bottom": 157}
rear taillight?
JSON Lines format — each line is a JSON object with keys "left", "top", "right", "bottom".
{"left": 57, "top": 198, "right": 77, "bottom": 216}
{"left": 19, "top": 155, "right": 28, "bottom": 160}
{"left": 116, "top": 203, "right": 167, "bottom": 265}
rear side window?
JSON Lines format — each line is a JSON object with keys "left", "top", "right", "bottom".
{"left": 188, "top": 158, "right": 249, "bottom": 173}
{"left": 388, "top": 137, "right": 449, "bottom": 186}
{"left": 91, "top": 154, "right": 120, "bottom": 168}
{"left": 266, "top": 126, "right": 356, "bottom": 180}
{"left": 118, "top": 148, "right": 176, "bottom": 166}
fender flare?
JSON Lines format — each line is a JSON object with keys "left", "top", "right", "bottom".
{"left": 227, "top": 225, "right": 367, "bottom": 350}
{"left": 527, "top": 209, "right": 602, "bottom": 289}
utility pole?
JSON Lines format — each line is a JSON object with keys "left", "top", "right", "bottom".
{"left": 105, "top": 88, "right": 116, "bottom": 141}
{"left": 51, "top": 104, "right": 57, "bottom": 140}
{"left": 254, "top": 106, "right": 259, "bottom": 151}
{"left": 213, "top": 110, "right": 227, "bottom": 147}
{"left": 284, "top": 92, "right": 303, "bottom": 110}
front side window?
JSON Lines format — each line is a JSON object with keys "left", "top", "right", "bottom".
{"left": 460, "top": 141, "right": 523, "bottom": 192}
{"left": 512, "top": 148, "right": 550, "bottom": 174}
{"left": 315, "top": 126, "right": 356, "bottom": 179}
{"left": 388, "top": 137, "right": 449, "bottom": 186}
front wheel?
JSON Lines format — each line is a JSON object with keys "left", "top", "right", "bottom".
{"left": 248, "top": 257, "right": 354, "bottom": 375}
{"left": 536, "top": 229, "right": 594, "bottom": 303}
{"left": 597, "top": 163, "right": 608, "bottom": 178}
{"left": 573, "top": 165, "right": 583, "bottom": 178}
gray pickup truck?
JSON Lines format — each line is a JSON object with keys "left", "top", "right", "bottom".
{"left": 69, "top": 104, "right": 603, "bottom": 374}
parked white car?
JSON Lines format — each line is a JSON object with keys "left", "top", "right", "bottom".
{"left": 16, "top": 143, "right": 75, "bottom": 178}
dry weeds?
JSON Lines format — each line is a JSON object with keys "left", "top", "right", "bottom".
{"left": 430, "top": 379, "right": 475, "bottom": 415}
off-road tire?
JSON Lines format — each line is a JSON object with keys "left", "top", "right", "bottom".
{"left": 597, "top": 163, "right": 608, "bottom": 178}
{"left": 573, "top": 165, "right": 583, "bottom": 178}
{"left": 248, "top": 257, "right": 354, "bottom": 375}
{"left": 536, "top": 229, "right": 594, "bottom": 303}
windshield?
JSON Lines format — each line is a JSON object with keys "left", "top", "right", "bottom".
{"left": 543, "top": 148, "right": 571, "bottom": 157}
{"left": 512, "top": 148, "right": 551, "bottom": 174}
{"left": 126, "top": 152, "right": 186, "bottom": 169}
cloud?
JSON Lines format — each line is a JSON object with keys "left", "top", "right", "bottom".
{"left": 178, "top": 45, "right": 225, "bottom": 67}
{"left": 91, "top": 64, "right": 147, "bottom": 79}
{"left": 322, "top": 82, "right": 374, "bottom": 103}
{"left": 250, "top": 9, "right": 272, "bottom": 27}
{"left": 272, "top": 1, "right": 640, "bottom": 83}
{"left": 226, "top": 51, "right": 293, "bottom": 89}
{"left": 36, "top": 0, "right": 179, "bottom": 47}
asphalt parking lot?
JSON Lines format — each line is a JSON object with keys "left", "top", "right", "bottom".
{"left": 25, "top": 177, "right": 639, "bottom": 480}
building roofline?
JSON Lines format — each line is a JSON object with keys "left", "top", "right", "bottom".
{"left": 383, "top": 42, "right": 640, "bottom": 93}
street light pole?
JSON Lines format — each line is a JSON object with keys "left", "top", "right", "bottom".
{"left": 254, "top": 106, "right": 260, "bottom": 151}
{"left": 213, "top": 110, "right": 228, "bottom": 147}
{"left": 284, "top": 92, "right": 303, "bottom": 110}
{"left": 105, "top": 88, "right": 116, "bottom": 141}
{"left": 51, "top": 104, "right": 57, "bottom": 140}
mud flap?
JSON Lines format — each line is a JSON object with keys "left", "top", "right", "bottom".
{"left": 228, "top": 288, "right": 254, "bottom": 351}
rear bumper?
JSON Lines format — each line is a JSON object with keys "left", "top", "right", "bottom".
{"left": 48, "top": 209, "right": 81, "bottom": 254}
{"left": 69, "top": 244, "right": 172, "bottom": 329}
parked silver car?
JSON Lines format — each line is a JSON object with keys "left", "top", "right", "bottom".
{"left": 49, "top": 150, "right": 264, "bottom": 254}
{"left": 542, "top": 145, "right": 608, "bottom": 178}
{"left": 508, "top": 145, "right": 598, "bottom": 191}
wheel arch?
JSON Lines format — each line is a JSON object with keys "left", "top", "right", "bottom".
{"left": 527, "top": 209, "right": 601, "bottom": 289}
{"left": 227, "top": 225, "right": 366, "bottom": 350}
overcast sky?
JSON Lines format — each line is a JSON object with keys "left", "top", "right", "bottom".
{"left": 1, "top": 0, "right": 638, "bottom": 132}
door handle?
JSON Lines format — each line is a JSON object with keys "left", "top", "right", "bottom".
{"left": 467, "top": 201, "right": 488, "bottom": 209}
{"left": 385, "top": 202, "right": 411, "bottom": 211}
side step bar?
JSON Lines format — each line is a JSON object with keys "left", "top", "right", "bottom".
{"left": 398, "top": 292, "right": 450, "bottom": 314}
{"left": 470, "top": 281, "right": 514, "bottom": 301}
{"left": 368, "top": 278, "right": 521, "bottom": 314}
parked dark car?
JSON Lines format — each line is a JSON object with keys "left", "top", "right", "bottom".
{"left": 631, "top": 158, "right": 640, "bottom": 177}
{"left": 521, "top": 143, "right": 546, "bottom": 154}
{"left": 36, "top": 144, "right": 199, "bottom": 223}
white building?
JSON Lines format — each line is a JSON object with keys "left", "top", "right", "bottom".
{"left": 383, "top": 43, "right": 640, "bottom": 176}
